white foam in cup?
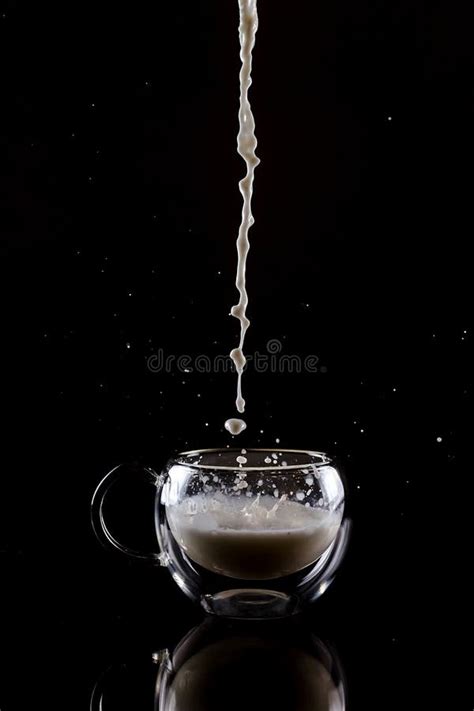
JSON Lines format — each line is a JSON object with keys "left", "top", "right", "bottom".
{"left": 167, "top": 494, "right": 342, "bottom": 580}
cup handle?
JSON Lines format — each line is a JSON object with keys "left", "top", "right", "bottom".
{"left": 89, "top": 651, "right": 172, "bottom": 711}
{"left": 90, "top": 464, "right": 164, "bottom": 563}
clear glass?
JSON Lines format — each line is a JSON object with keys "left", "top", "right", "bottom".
{"left": 91, "top": 449, "right": 350, "bottom": 617}
{"left": 156, "top": 449, "right": 348, "bottom": 617}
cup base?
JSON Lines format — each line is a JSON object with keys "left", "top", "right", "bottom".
{"left": 201, "top": 589, "right": 299, "bottom": 618}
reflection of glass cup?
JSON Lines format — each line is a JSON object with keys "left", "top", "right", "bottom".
{"left": 91, "top": 449, "right": 350, "bottom": 617}
{"left": 91, "top": 617, "right": 347, "bottom": 711}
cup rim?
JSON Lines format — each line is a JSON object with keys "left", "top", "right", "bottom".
{"left": 173, "top": 448, "right": 332, "bottom": 472}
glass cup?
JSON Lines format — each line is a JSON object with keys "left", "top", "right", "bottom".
{"left": 91, "top": 616, "right": 347, "bottom": 710}
{"left": 91, "top": 449, "right": 350, "bottom": 617}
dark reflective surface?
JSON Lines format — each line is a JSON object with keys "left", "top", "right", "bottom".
{"left": 0, "top": 546, "right": 462, "bottom": 710}
{"left": 92, "top": 617, "right": 345, "bottom": 711}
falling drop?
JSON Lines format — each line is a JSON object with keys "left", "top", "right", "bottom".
{"left": 225, "top": 418, "right": 247, "bottom": 436}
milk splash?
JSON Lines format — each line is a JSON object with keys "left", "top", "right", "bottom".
{"left": 226, "top": 0, "right": 260, "bottom": 436}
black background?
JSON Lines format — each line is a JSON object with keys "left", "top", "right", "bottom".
{"left": 0, "top": 0, "right": 471, "bottom": 708}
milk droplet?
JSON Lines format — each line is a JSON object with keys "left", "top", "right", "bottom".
{"left": 236, "top": 455, "right": 247, "bottom": 464}
{"left": 264, "top": 456, "right": 272, "bottom": 464}
{"left": 225, "top": 418, "right": 247, "bottom": 435}
{"left": 296, "top": 491, "right": 305, "bottom": 501}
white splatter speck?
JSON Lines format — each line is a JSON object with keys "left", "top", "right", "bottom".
{"left": 296, "top": 491, "right": 305, "bottom": 501}
{"left": 273, "top": 489, "right": 279, "bottom": 498}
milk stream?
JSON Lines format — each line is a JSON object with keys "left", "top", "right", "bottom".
{"left": 226, "top": 0, "right": 260, "bottom": 435}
